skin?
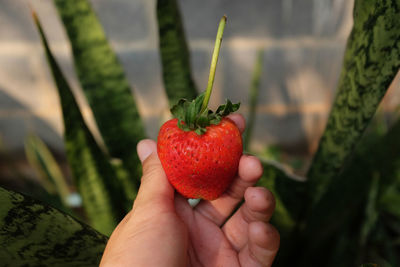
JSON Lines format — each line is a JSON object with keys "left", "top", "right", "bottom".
{"left": 100, "top": 114, "right": 280, "bottom": 267}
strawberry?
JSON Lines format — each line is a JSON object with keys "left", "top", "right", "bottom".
{"left": 157, "top": 16, "right": 243, "bottom": 200}
{"left": 157, "top": 100, "right": 242, "bottom": 200}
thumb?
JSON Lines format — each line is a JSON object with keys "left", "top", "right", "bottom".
{"left": 135, "top": 139, "right": 175, "bottom": 206}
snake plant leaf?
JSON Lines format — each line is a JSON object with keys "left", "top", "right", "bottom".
{"left": 34, "top": 12, "right": 128, "bottom": 235}
{"left": 243, "top": 49, "right": 263, "bottom": 151}
{"left": 0, "top": 186, "right": 107, "bottom": 266}
{"left": 306, "top": 0, "right": 400, "bottom": 204}
{"left": 359, "top": 174, "right": 380, "bottom": 246}
{"left": 301, "top": 116, "right": 400, "bottom": 264}
{"left": 53, "top": 0, "right": 146, "bottom": 188}
{"left": 24, "top": 134, "right": 71, "bottom": 207}
{"left": 157, "top": 0, "right": 198, "bottom": 106}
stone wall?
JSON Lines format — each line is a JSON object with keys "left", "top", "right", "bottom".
{"left": 0, "top": 0, "right": 398, "bottom": 156}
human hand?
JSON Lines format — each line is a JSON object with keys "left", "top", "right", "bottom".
{"left": 100, "top": 114, "right": 280, "bottom": 267}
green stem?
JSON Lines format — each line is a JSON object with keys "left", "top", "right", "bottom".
{"left": 201, "top": 15, "right": 227, "bottom": 112}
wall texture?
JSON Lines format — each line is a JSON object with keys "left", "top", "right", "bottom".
{"left": 0, "top": 0, "right": 398, "bottom": 156}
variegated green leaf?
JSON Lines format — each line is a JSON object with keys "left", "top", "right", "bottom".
{"left": 53, "top": 0, "right": 146, "bottom": 190}
{"left": 307, "top": 0, "right": 400, "bottom": 204}
{"left": 157, "top": 0, "right": 198, "bottom": 106}
{"left": 34, "top": 12, "right": 128, "bottom": 235}
{"left": 0, "top": 186, "right": 107, "bottom": 266}
{"left": 300, "top": 116, "right": 400, "bottom": 265}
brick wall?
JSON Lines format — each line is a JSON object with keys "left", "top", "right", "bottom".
{"left": 0, "top": 0, "right": 398, "bottom": 156}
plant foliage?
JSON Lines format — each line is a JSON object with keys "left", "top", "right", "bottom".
{"left": 53, "top": 0, "right": 146, "bottom": 191}
{"left": 156, "top": 0, "right": 198, "bottom": 105}
{"left": 0, "top": 186, "right": 107, "bottom": 266}
{"left": 307, "top": 0, "right": 400, "bottom": 204}
{"left": 34, "top": 12, "right": 129, "bottom": 235}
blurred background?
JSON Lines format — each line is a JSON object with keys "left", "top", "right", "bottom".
{"left": 0, "top": 0, "right": 399, "bottom": 187}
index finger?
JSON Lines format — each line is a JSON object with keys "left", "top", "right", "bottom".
{"left": 227, "top": 113, "right": 246, "bottom": 134}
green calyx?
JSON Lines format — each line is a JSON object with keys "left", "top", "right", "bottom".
{"left": 171, "top": 93, "right": 240, "bottom": 135}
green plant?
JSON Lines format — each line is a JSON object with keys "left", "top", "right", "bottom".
{"left": 0, "top": 186, "right": 107, "bottom": 266}
{"left": 243, "top": 49, "right": 263, "bottom": 151}
{"left": 24, "top": 134, "right": 72, "bottom": 208}
{"left": 0, "top": 0, "right": 399, "bottom": 266}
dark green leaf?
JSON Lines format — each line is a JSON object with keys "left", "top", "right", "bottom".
{"left": 156, "top": 0, "right": 198, "bottom": 106}
{"left": 306, "top": 0, "right": 400, "bottom": 204}
{"left": 53, "top": 0, "right": 146, "bottom": 189}
{"left": 178, "top": 121, "right": 191, "bottom": 132}
{"left": 299, "top": 116, "right": 400, "bottom": 265}
{"left": 209, "top": 113, "right": 222, "bottom": 125}
{"left": 171, "top": 98, "right": 189, "bottom": 122}
{"left": 34, "top": 13, "right": 128, "bottom": 235}
{"left": 222, "top": 100, "right": 233, "bottom": 116}
{"left": 186, "top": 93, "right": 205, "bottom": 128}
{"left": 185, "top": 98, "right": 199, "bottom": 128}
{"left": 197, "top": 109, "right": 211, "bottom": 128}
{"left": 194, "top": 93, "right": 205, "bottom": 113}
{"left": 216, "top": 99, "right": 240, "bottom": 116}
{"left": 0, "top": 186, "right": 107, "bottom": 266}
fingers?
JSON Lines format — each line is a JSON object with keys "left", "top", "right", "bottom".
{"left": 223, "top": 187, "right": 275, "bottom": 251}
{"left": 195, "top": 155, "right": 263, "bottom": 225}
{"left": 227, "top": 113, "right": 245, "bottom": 134}
{"left": 134, "top": 139, "right": 175, "bottom": 209}
{"left": 238, "top": 222, "right": 280, "bottom": 267}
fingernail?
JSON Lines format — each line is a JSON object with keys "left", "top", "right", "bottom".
{"left": 137, "top": 140, "right": 156, "bottom": 162}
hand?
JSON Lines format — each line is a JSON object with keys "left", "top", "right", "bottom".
{"left": 100, "top": 114, "right": 279, "bottom": 267}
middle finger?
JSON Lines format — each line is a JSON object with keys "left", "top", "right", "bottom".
{"left": 222, "top": 187, "right": 275, "bottom": 251}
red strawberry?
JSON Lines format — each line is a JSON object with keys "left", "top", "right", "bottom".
{"left": 157, "top": 15, "right": 241, "bottom": 200}
{"left": 157, "top": 116, "right": 242, "bottom": 200}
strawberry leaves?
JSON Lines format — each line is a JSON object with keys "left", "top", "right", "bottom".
{"left": 216, "top": 99, "right": 240, "bottom": 117}
{"left": 171, "top": 93, "right": 240, "bottom": 135}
